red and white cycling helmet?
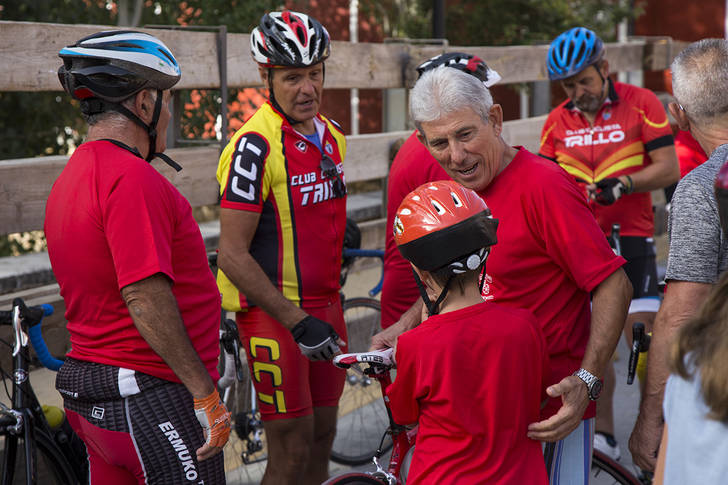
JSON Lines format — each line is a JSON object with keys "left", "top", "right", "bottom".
{"left": 394, "top": 180, "right": 498, "bottom": 273}
{"left": 250, "top": 11, "right": 331, "bottom": 68}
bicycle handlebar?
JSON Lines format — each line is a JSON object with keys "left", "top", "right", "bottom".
{"left": 333, "top": 349, "right": 395, "bottom": 370}
{"left": 0, "top": 299, "right": 63, "bottom": 371}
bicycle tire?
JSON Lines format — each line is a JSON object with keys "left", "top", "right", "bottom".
{"left": 0, "top": 429, "right": 79, "bottom": 484}
{"left": 322, "top": 471, "right": 386, "bottom": 485}
{"left": 220, "top": 349, "right": 268, "bottom": 484}
{"left": 591, "top": 449, "right": 644, "bottom": 485}
{"left": 331, "top": 298, "right": 393, "bottom": 466}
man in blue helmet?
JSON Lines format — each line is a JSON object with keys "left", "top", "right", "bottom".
{"left": 540, "top": 27, "right": 679, "bottom": 462}
{"left": 47, "top": 30, "right": 230, "bottom": 483}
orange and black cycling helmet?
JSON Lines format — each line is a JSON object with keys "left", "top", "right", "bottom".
{"left": 394, "top": 180, "right": 498, "bottom": 272}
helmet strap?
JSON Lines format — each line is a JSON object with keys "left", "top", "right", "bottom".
{"left": 96, "top": 90, "right": 182, "bottom": 172}
{"left": 412, "top": 267, "right": 452, "bottom": 317}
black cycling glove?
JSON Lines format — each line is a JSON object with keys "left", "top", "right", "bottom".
{"left": 593, "top": 177, "right": 628, "bottom": 206}
{"left": 291, "top": 315, "right": 341, "bottom": 361}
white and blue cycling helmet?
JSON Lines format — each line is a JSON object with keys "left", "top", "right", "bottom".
{"left": 58, "top": 30, "right": 182, "bottom": 167}
{"left": 547, "top": 27, "right": 605, "bottom": 81}
{"left": 58, "top": 30, "right": 180, "bottom": 103}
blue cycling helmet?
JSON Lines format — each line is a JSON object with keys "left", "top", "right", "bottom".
{"left": 547, "top": 27, "right": 605, "bottom": 81}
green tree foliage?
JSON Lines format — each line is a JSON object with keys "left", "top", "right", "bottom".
{"left": 363, "top": 0, "right": 640, "bottom": 45}
{"left": 0, "top": 0, "right": 278, "bottom": 161}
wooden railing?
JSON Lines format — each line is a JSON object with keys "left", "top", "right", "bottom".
{"left": 0, "top": 21, "right": 687, "bottom": 329}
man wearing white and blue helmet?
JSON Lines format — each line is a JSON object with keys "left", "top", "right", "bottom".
{"left": 540, "top": 27, "right": 679, "bottom": 464}
{"left": 47, "top": 30, "right": 230, "bottom": 484}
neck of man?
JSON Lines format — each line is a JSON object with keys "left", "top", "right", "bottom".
{"left": 292, "top": 117, "right": 316, "bottom": 135}
{"left": 86, "top": 119, "right": 151, "bottom": 159}
{"left": 499, "top": 140, "right": 519, "bottom": 174}
{"left": 690, "top": 119, "right": 728, "bottom": 157}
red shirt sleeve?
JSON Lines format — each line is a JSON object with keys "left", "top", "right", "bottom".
{"left": 101, "top": 164, "right": 176, "bottom": 290}
{"left": 386, "top": 331, "right": 421, "bottom": 425}
{"left": 528, "top": 165, "right": 625, "bottom": 292}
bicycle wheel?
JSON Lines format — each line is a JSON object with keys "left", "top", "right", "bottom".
{"left": 331, "top": 298, "right": 393, "bottom": 466}
{"left": 220, "top": 353, "right": 268, "bottom": 485}
{"left": 0, "top": 429, "right": 79, "bottom": 484}
{"left": 591, "top": 450, "right": 644, "bottom": 485}
{"left": 322, "top": 472, "right": 386, "bottom": 485}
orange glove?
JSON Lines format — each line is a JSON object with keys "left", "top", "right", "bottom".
{"left": 193, "top": 389, "right": 231, "bottom": 449}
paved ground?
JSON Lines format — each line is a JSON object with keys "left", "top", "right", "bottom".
{"left": 6, "top": 264, "right": 649, "bottom": 484}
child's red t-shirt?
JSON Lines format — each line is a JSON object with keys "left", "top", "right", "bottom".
{"left": 386, "top": 301, "right": 549, "bottom": 485}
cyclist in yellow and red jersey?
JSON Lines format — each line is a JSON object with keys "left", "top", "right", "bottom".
{"left": 540, "top": 27, "right": 679, "bottom": 462}
{"left": 216, "top": 11, "right": 347, "bottom": 485}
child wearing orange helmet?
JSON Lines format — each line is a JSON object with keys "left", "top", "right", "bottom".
{"left": 386, "top": 180, "right": 550, "bottom": 484}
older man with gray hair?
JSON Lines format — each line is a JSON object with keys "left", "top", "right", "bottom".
{"left": 372, "top": 65, "right": 631, "bottom": 483}
{"left": 629, "top": 38, "right": 728, "bottom": 471}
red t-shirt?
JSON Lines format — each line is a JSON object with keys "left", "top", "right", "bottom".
{"left": 382, "top": 132, "right": 449, "bottom": 327}
{"left": 387, "top": 302, "right": 549, "bottom": 485}
{"left": 539, "top": 80, "right": 674, "bottom": 237}
{"left": 45, "top": 141, "right": 220, "bottom": 383}
{"left": 675, "top": 130, "right": 707, "bottom": 178}
{"left": 480, "top": 148, "right": 625, "bottom": 419}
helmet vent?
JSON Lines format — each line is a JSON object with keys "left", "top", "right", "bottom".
{"left": 451, "top": 192, "right": 463, "bottom": 207}
{"left": 431, "top": 200, "right": 446, "bottom": 215}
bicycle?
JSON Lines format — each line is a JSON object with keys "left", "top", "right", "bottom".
{"left": 207, "top": 253, "right": 267, "bottom": 484}
{"left": 324, "top": 350, "right": 647, "bottom": 485}
{"left": 330, "top": 247, "right": 393, "bottom": 466}
{"left": 0, "top": 298, "right": 87, "bottom": 485}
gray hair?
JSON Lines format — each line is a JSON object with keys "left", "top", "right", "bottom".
{"left": 671, "top": 39, "right": 728, "bottom": 123}
{"left": 410, "top": 66, "right": 494, "bottom": 132}
{"left": 84, "top": 90, "right": 155, "bottom": 127}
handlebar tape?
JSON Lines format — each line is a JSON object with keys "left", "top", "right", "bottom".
{"left": 27, "top": 304, "right": 64, "bottom": 371}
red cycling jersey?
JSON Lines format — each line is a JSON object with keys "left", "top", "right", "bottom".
{"left": 45, "top": 141, "right": 221, "bottom": 384}
{"left": 539, "top": 80, "right": 674, "bottom": 237}
{"left": 216, "top": 102, "right": 348, "bottom": 311}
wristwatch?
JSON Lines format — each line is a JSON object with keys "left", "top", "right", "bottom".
{"left": 572, "top": 368, "right": 603, "bottom": 401}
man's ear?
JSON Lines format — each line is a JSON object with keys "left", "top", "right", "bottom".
{"left": 488, "top": 104, "right": 504, "bottom": 136}
{"left": 668, "top": 102, "right": 690, "bottom": 132}
{"left": 134, "top": 89, "right": 155, "bottom": 124}
{"left": 258, "top": 65, "right": 269, "bottom": 84}
{"left": 599, "top": 59, "right": 610, "bottom": 79}
{"left": 416, "top": 130, "right": 428, "bottom": 147}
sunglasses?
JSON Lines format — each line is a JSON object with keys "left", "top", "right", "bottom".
{"left": 320, "top": 154, "right": 346, "bottom": 199}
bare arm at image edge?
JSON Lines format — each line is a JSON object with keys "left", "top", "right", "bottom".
{"left": 628, "top": 280, "right": 711, "bottom": 471}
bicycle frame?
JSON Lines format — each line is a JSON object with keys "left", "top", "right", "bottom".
{"left": 1, "top": 300, "right": 58, "bottom": 485}
{"left": 332, "top": 353, "right": 417, "bottom": 485}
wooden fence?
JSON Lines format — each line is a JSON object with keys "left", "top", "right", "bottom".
{"left": 0, "top": 21, "right": 687, "bottom": 328}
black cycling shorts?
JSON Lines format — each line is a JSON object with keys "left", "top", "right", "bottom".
{"left": 610, "top": 236, "right": 660, "bottom": 311}
{"left": 57, "top": 358, "right": 225, "bottom": 485}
